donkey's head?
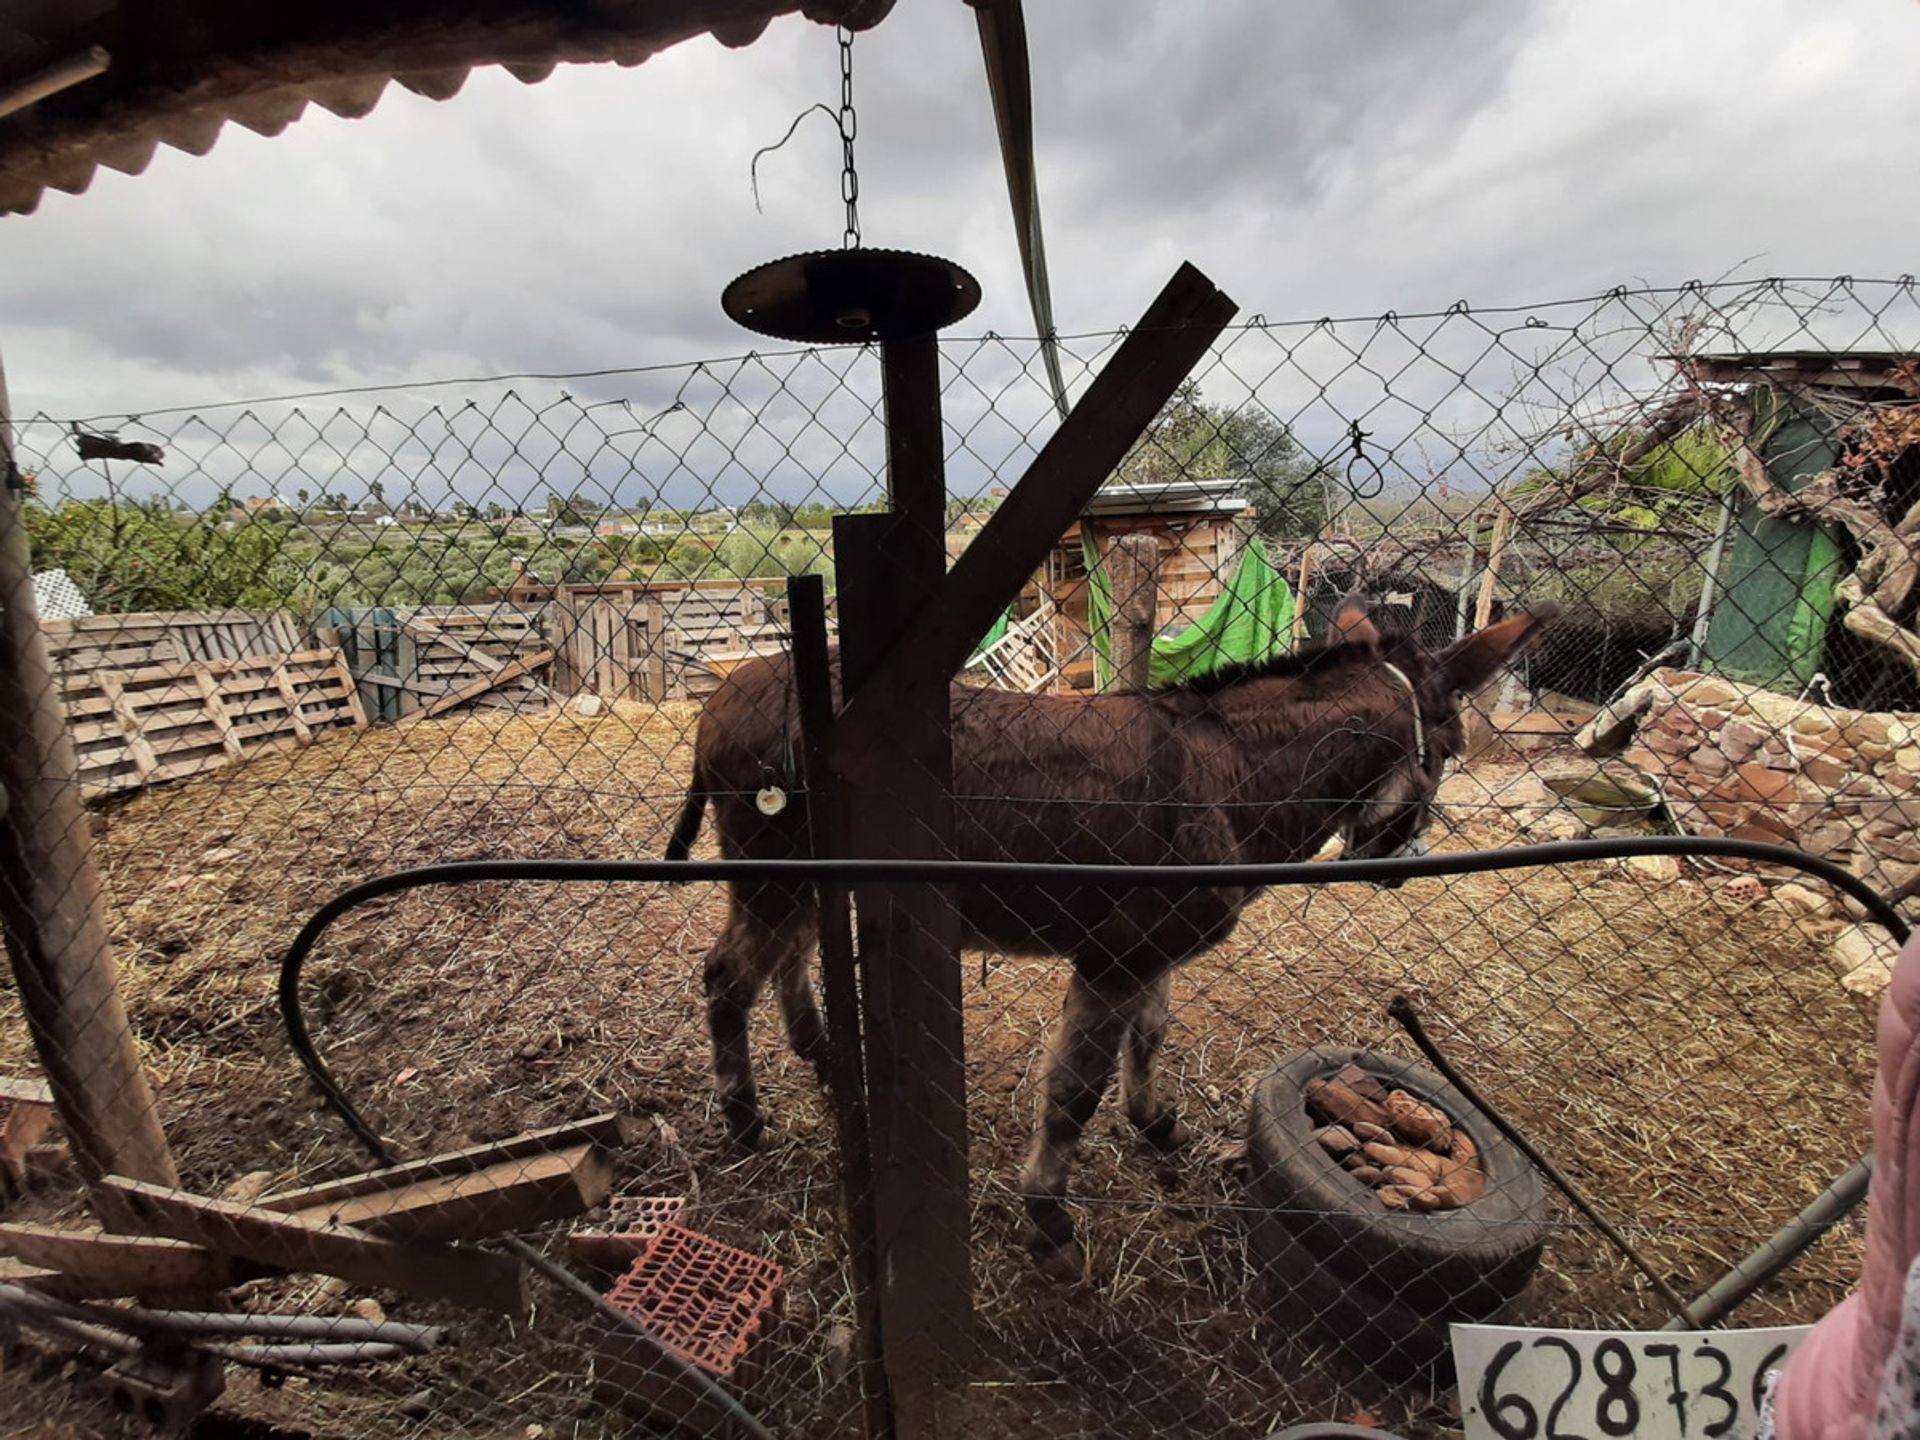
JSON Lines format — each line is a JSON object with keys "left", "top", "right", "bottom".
{"left": 1324, "top": 595, "right": 1557, "bottom": 879}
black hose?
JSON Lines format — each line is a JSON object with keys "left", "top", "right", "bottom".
{"left": 278, "top": 836, "right": 1908, "bottom": 1411}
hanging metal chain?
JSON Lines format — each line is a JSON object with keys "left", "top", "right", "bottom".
{"left": 837, "top": 26, "right": 860, "bottom": 248}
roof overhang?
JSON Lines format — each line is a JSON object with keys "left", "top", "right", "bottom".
{"left": 0, "top": 1, "right": 895, "bottom": 218}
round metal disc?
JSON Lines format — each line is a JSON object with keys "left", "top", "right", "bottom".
{"left": 722, "top": 248, "right": 980, "bottom": 344}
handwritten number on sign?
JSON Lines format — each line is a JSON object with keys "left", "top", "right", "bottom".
{"left": 1695, "top": 1344, "right": 1738, "bottom": 1438}
{"left": 1645, "top": 1343, "right": 1689, "bottom": 1435}
{"left": 1481, "top": 1340, "right": 1541, "bottom": 1440}
{"left": 1532, "top": 1337, "right": 1591, "bottom": 1440}
{"left": 1752, "top": 1343, "right": 1790, "bottom": 1420}
{"left": 1593, "top": 1340, "right": 1642, "bottom": 1437}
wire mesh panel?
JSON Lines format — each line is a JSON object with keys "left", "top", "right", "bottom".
{"left": 0, "top": 276, "right": 1916, "bottom": 1438}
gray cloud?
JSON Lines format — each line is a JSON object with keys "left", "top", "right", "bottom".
{"left": 2, "top": 0, "right": 1917, "bottom": 433}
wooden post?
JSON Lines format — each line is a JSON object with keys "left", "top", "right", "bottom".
{"left": 788, "top": 574, "right": 891, "bottom": 1440}
{"left": 1474, "top": 506, "right": 1514, "bottom": 631}
{"left": 1103, "top": 532, "right": 1159, "bottom": 690}
{"left": 0, "top": 349, "right": 178, "bottom": 1189}
{"left": 1291, "top": 543, "right": 1316, "bottom": 647}
{"left": 826, "top": 329, "right": 971, "bottom": 1437}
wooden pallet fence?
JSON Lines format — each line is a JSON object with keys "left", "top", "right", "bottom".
{"left": 42, "top": 610, "right": 302, "bottom": 673}
{"left": 325, "top": 605, "right": 553, "bottom": 721}
{"left": 58, "top": 649, "right": 365, "bottom": 798}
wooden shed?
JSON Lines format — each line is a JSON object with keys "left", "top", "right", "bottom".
{"left": 1030, "top": 477, "right": 1254, "bottom": 687}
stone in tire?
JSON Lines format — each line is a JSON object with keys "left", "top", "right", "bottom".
{"left": 1248, "top": 1047, "right": 1547, "bottom": 1313}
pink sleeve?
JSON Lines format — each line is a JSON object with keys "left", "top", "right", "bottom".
{"left": 1773, "top": 928, "right": 1920, "bottom": 1440}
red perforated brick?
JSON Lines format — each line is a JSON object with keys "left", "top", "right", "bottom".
{"left": 602, "top": 1223, "right": 782, "bottom": 1377}
{"left": 567, "top": 1195, "right": 686, "bottom": 1268}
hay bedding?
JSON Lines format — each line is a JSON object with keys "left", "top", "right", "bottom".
{"left": 0, "top": 705, "right": 1878, "bottom": 1439}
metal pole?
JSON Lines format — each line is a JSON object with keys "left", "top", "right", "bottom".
{"left": 0, "top": 350, "right": 178, "bottom": 1188}
{"left": 1663, "top": 1157, "right": 1872, "bottom": 1331}
{"left": 1688, "top": 494, "right": 1735, "bottom": 669}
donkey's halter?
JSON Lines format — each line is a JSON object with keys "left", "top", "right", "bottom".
{"left": 1378, "top": 660, "right": 1427, "bottom": 771}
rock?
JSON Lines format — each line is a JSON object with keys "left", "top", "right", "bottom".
{"left": 1898, "top": 748, "right": 1920, "bottom": 774}
{"left": 1346, "top": 1165, "right": 1383, "bottom": 1184}
{"left": 1449, "top": 1131, "right": 1479, "bottom": 1167}
{"left": 1833, "top": 925, "right": 1899, "bottom": 996}
{"left": 1315, "top": 1125, "right": 1360, "bottom": 1159}
{"left": 311, "top": 1277, "right": 351, "bottom": 1302}
{"left": 1351, "top": 1120, "right": 1394, "bottom": 1144}
{"left": 569, "top": 693, "right": 604, "bottom": 718}
{"left": 398, "top": 1391, "right": 435, "bottom": 1421}
{"left": 1383, "top": 1165, "right": 1437, "bottom": 1192}
{"left": 1774, "top": 882, "right": 1837, "bottom": 917}
{"left": 1384, "top": 1090, "right": 1453, "bottom": 1150}
{"left": 1361, "top": 1140, "right": 1413, "bottom": 1169}
{"left": 1802, "top": 756, "right": 1852, "bottom": 789}
{"left": 1625, "top": 854, "right": 1683, "bottom": 883}
{"left": 1525, "top": 806, "right": 1589, "bottom": 842}
{"left": 1408, "top": 1184, "right": 1461, "bottom": 1212}
{"left": 1335, "top": 1065, "right": 1392, "bottom": 1104}
{"left": 1718, "top": 876, "right": 1769, "bottom": 905}
{"left": 1720, "top": 719, "right": 1768, "bottom": 764}
{"left": 1384, "top": 1145, "right": 1450, "bottom": 1182}
{"left": 351, "top": 1298, "right": 386, "bottom": 1325}
{"left": 1439, "top": 1159, "right": 1486, "bottom": 1204}
{"left": 1304, "top": 1078, "right": 1391, "bottom": 1134}
{"left": 1376, "top": 1186, "right": 1415, "bottom": 1210}
{"left": 1735, "top": 764, "right": 1796, "bottom": 805}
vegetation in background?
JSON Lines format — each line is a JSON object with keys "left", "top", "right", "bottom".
{"left": 1113, "top": 382, "right": 1330, "bottom": 538}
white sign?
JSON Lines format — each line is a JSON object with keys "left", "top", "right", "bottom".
{"left": 1453, "top": 1323, "right": 1811, "bottom": 1440}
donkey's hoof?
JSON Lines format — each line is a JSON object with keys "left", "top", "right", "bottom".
{"left": 721, "top": 1096, "right": 765, "bottom": 1151}
{"left": 1137, "top": 1112, "right": 1190, "bottom": 1153}
{"left": 1026, "top": 1233, "right": 1087, "bottom": 1284}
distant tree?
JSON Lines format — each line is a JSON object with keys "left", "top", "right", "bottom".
{"left": 369, "top": 480, "right": 386, "bottom": 507}
{"left": 25, "top": 495, "right": 300, "bottom": 610}
{"left": 296, "top": 488, "right": 311, "bottom": 508}
{"left": 1112, "top": 382, "right": 1327, "bottom": 538}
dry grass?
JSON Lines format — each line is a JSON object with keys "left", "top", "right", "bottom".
{"left": 0, "top": 705, "right": 1878, "bottom": 1439}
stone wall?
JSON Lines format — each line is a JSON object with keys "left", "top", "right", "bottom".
{"left": 1578, "top": 668, "right": 1920, "bottom": 900}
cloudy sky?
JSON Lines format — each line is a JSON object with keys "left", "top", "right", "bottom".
{"left": 3, "top": 0, "right": 1918, "bottom": 436}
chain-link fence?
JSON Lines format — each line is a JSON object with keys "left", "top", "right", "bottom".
{"left": 1, "top": 275, "right": 1917, "bottom": 1438}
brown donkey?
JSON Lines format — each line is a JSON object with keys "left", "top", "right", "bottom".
{"left": 666, "top": 598, "right": 1554, "bottom": 1271}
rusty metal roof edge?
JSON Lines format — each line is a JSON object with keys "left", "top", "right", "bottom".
{"left": 0, "top": 1, "right": 898, "bottom": 218}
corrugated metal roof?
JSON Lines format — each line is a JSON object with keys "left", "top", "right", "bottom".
{"left": 0, "top": 1, "right": 895, "bottom": 218}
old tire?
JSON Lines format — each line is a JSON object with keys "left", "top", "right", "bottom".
{"left": 1247, "top": 1046, "right": 1548, "bottom": 1313}
{"left": 1247, "top": 1205, "right": 1459, "bottom": 1386}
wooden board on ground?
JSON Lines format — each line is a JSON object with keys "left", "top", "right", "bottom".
{"left": 0, "top": 1224, "right": 256, "bottom": 1293}
{"left": 287, "top": 1145, "right": 613, "bottom": 1243}
{"left": 258, "top": 1113, "right": 634, "bottom": 1214}
{"left": 93, "top": 1177, "right": 529, "bottom": 1318}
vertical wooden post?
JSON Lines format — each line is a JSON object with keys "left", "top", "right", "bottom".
{"left": 788, "top": 574, "right": 891, "bottom": 1440}
{"left": 1103, "top": 533, "right": 1159, "bottom": 691}
{"left": 0, "top": 349, "right": 177, "bottom": 1189}
{"left": 825, "top": 330, "right": 971, "bottom": 1438}
{"left": 1291, "top": 543, "right": 1316, "bottom": 647}
{"left": 1474, "top": 506, "right": 1514, "bottom": 631}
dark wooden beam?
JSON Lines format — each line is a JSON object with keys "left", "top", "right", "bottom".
{"left": 788, "top": 573, "right": 892, "bottom": 1440}
{"left": 830, "top": 262, "right": 1235, "bottom": 762}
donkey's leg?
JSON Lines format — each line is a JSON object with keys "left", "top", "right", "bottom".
{"left": 1121, "top": 969, "right": 1188, "bottom": 1152}
{"left": 769, "top": 891, "right": 829, "bottom": 1087}
{"left": 701, "top": 892, "right": 786, "bottom": 1148}
{"left": 1019, "top": 972, "right": 1131, "bottom": 1278}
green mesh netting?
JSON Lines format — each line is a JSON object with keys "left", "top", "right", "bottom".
{"left": 1086, "top": 533, "right": 1294, "bottom": 688}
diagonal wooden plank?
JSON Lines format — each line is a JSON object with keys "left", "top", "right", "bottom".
{"left": 94, "top": 1176, "right": 529, "bottom": 1317}
{"left": 829, "top": 261, "right": 1235, "bottom": 764}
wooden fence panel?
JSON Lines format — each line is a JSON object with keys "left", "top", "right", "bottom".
{"left": 58, "top": 649, "right": 364, "bottom": 798}
{"left": 42, "top": 611, "right": 301, "bottom": 672}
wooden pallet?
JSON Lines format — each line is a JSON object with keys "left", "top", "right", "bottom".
{"left": 42, "top": 610, "right": 301, "bottom": 673}
{"left": 58, "top": 649, "right": 365, "bottom": 797}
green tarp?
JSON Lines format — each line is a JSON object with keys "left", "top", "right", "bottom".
{"left": 1086, "top": 534, "right": 1294, "bottom": 688}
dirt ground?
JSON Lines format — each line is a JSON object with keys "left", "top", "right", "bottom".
{"left": 0, "top": 702, "right": 1879, "bottom": 1438}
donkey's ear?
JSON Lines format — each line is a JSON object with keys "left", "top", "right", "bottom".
{"left": 1440, "top": 604, "right": 1558, "bottom": 694}
{"left": 1328, "top": 593, "right": 1381, "bottom": 647}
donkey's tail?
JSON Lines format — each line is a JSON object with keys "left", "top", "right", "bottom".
{"left": 665, "top": 771, "right": 708, "bottom": 866}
